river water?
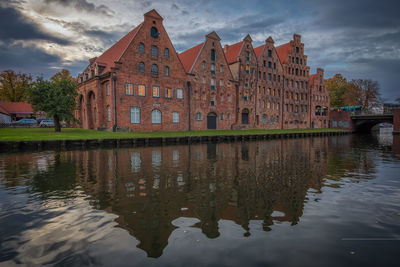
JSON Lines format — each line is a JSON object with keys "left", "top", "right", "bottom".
{"left": 0, "top": 134, "right": 399, "bottom": 266}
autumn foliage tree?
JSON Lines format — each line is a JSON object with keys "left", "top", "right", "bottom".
{"left": 327, "top": 74, "right": 381, "bottom": 109}
{"left": 0, "top": 70, "right": 32, "bottom": 102}
{"left": 29, "top": 69, "right": 78, "bottom": 132}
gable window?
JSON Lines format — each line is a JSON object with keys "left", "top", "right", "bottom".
{"left": 164, "top": 66, "right": 170, "bottom": 76}
{"left": 210, "top": 94, "right": 215, "bottom": 106}
{"left": 152, "top": 86, "right": 160, "bottom": 97}
{"left": 138, "top": 85, "right": 146, "bottom": 96}
{"left": 151, "top": 46, "right": 158, "bottom": 57}
{"left": 296, "top": 57, "right": 299, "bottom": 64}
{"left": 211, "top": 63, "right": 215, "bottom": 74}
{"left": 107, "top": 106, "right": 111, "bottom": 122}
{"left": 202, "top": 61, "right": 206, "bottom": 69}
{"left": 139, "top": 62, "right": 145, "bottom": 73}
{"left": 139, "top": 43, "right": 145, "bottom": 54}
{"left": 245, "top": 65, "right": 249, "bottom": 74}
{"left": 125, "top": 83, "right": 134, "bottom": 95}
{"left": 211, "top": 78, "right": 215, "bottom": 90}
{"left": 268, "top": 61, "right": 272, "bottom": 68}
{"left": 130, "top": 107, "right": 140, "bottom": 124}
{"left": 176, "top": 88, "right": 183, "bottom": 99}
{"left": 164, "top": 48, "right": 169, "bottom": 58}
{"left": 243, "top": 91, "right": 248, "bottom": 101}
{"left": 211, "top": 49, "right": 215, "bottom": 61}
{"left": 152, "top": 109, "right": 161, "bottom": 124}
{"left": 246, "top": 52, "right": 250, "bottom": 61}
{"left": 273, "top": 63, "right": 276, "bottom": 69}
{"left": 151, "top": 64, "right": 158, "bottom": 74}
{"left": 151, "top": 27, "right": 159, "bottom": 38}
{"left": 263, "top": 60, "right": 266, "bottom": 67}
{"left": 106, "top": 83, "right": 110, "bottom": 96}
{"left": 268, "top": 73, "right": 271, "bottom": 81}
{"left": 268, "top": 49, "right": 272, "bottom": 57}
{"left": 296, "top": 47, "right": 299, "bottom": 53}
{"left": 165, "top": 87, "right": 173, "bottom": 99}
{"left": 220, "top": 65, "right": 224, "bottom": 73}
{"left": 172, "top": 112, "right": 179, "bottom": 123}
{"left": 196, "top": 113, "right": 202, "bottom": 121}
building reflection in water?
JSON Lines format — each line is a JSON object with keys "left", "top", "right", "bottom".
{"left": 0, "top": 135, "right": 386, "bottom": 258}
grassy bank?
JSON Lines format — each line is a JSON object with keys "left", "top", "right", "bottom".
{"left": 0, "top": 128, "right": 348, "bottom": 142}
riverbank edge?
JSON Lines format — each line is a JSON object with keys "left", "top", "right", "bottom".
{"left": 0, "top": 130, "right": 351, "bottom": 152}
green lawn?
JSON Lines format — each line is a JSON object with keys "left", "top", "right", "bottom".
{"left": 0, "top": 128, "right": 347, "bottom": 141}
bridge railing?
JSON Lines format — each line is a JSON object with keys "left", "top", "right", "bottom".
{"left": 351, "top": 109, "right": 393, "bottom": 116}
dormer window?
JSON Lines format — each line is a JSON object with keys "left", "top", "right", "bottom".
{"left": 151, "top": 27, "right": 159, "bottom": 38}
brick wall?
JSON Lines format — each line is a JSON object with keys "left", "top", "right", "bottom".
{"left": 329, "top": 111, "right": 354, "bottom": 130}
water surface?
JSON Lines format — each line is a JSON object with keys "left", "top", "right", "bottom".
{"left": 0, "top": 135, "right": 399, "bottom": 266}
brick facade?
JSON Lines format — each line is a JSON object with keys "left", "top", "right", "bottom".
{"left": 310, "top": 68, "right": 330, "bottom": 128}
{"left": 76, "top": 9, "right": 329, "bottom": 132}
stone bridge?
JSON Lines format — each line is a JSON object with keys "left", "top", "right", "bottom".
{"left": 329, "top": 109, "right": 400, "bottom": 133}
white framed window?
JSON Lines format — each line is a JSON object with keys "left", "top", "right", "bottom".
{"left": 152, "top": 109, "right": 161, "bottom": 124}
{"left": 138, "top": 85, "right": 146, "bottom": 96}
{"left": 107, "top": 106, "right": 111, "bottom": 122}
{"left": 196, "top": 113, "right": 202, "bottom": 120}
{"left": 153, "top": 86, "right": 160, "bottom": 97}
{"left": 176, "top": 88, "right": 183, "bottom": 99}
{"left": 125, "top": 83, "right": 134, "bottom": 95}
{"left": 130, "top": 107, "right": 140, "bottom": 124}
{"left": 172, "top": 112, "right": 179, "bottom": 123}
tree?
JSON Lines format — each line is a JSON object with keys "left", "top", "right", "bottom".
{"left": 349, "top": 79, "right": 381, "bottom": 109}
{"left": 343, "top": 82, "right": 363, "bottom": 106}
{"left": 326, "top": 74, "right": 349, "bottom": 107}
{"left": 29, "top": 69, "right": 78, "bottom": 132}
{"left": 0, "top": 70, "right": 32, "bottom": 102}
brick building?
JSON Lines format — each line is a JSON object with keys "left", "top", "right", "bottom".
{"left": 224, "top": 35, "right": 258, "bottom": 128}
{"left": 76, "top": 9, "right": 329, "bottom": 132}
{"left": 276, "top": 34, "right": 311, "bottom": 129}
{"left": 254, "top": 36, "right": 284, "bottom": 129}
{"left": 178, "top": 32, "right": 236, "bottom": 130}
{"left": 310, "top": 68, "right": 330, "bottom": 128}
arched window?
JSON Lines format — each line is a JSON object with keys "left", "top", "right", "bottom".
{"left": 164, "top": 48, "right": 169, "bottom": 58}
{"left": 152, "top": 109, "right": 161, "bottom": 124}
{"left": 151, "top": 27, "right": 158, "bottom": 38}
{"left": 164, "top": 66, "right": 170, "bottom": 76}
{"left": 139, "top": 62, "right": 145, "bottom": 72}
{"left": 151, "top": 64, "right": 158, "bottom": 74}
{"left": 139, "top": 43, "right": 145, "bottom": 54}
{"left": 151, "top": 46, "right": 158, "bottom": 57}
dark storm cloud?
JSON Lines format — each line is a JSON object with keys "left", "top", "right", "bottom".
{"left": 43, "top": 0, "right": 114, "bottom": 17}
{"left": 0, "top": 42, "right": 61, "bottom": 74}
{"left": 174, "top": 14, "right": 285, "bottom": 51}
{"left": 0, "top": 4, "right": 70, "bottom": 45}
{"left": 310, "top": 0, "right": 400, "bottom": 29}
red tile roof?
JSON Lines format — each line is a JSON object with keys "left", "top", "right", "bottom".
{"left": 0, "top": 105, "right": 9, "bottom": 115}
{"left": 224, "top": 41, "right": 243, "bottom": 64}
{"left": 0, "top": 102, "right": 33, "bottom": 114}
{"left": 275, "top": 43, "right": 291, "bottom": 63}
{"left": 90, "top": 23, "right": 143, "bottom": 74}
{"left": 178, "top": 42, "right": 204, "bottom": 73}
{"left": 254, "top": 45, "right": 264, "bottom": 59}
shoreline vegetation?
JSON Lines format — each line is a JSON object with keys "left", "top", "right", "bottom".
{"left": 0, "top": 128, "right": 348, "bottom": 142}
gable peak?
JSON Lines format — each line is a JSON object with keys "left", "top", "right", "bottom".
{"left": 144, "top": 9, "right": 163, "bottom": 21}
{"left": 266, "top": 36, "right": 274, "bottom": 44}
{"left": 243, "top": 34, "right": 252, "bottom": 43}
{"left": 206, "top": 31, "right": 221, "bottom": 41}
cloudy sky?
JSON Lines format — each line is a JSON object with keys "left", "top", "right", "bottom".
{"left": 1, "top": 0, "right": 399, "bottom": 100}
